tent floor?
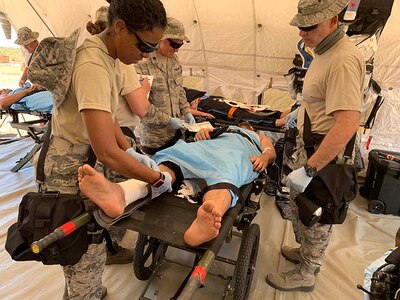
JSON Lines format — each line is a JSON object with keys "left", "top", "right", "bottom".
{"left": 1, "top": 138, "right": 399, "bottom": 300}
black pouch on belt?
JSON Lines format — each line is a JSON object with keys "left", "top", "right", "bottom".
{"left": 295, "top": 193, "right": 321, "bottom": 227}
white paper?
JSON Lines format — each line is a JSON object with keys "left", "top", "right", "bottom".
{"left": 182, "top": 121, "right": 214, "bottom": 132}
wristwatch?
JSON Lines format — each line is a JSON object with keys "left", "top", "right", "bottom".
{"left": 152, "top": 172, "right": 165, "bottom": 188}
{"left": 304, "top": 163, "right": 318, "bottom": 177}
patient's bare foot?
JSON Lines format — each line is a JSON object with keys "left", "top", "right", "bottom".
{"left": 78, "top": 164, "right": 125, "bottom": 218}
{"left": 184, "top": 200, "right": 222, "bottom": 247}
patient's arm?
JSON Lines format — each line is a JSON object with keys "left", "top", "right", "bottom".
{"left": 0, "top": 85, "right": 36, "bottom": 109}
{"left": 250, "top": 133, "right": 276, "bottom": 172}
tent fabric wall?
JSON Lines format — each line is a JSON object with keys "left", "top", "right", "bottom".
{"left": 1, "top": 0, "right": 399, "bottom": 101}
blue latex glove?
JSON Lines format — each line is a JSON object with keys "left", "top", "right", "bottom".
{"left": 285, "top": 107, "right": 299, "bottom": 130}
{"left": 184, "top": 112, "right": 196, "bottom": 125}
{"left": 126, "top": 148, "right": 159, "bottom": 171}
{"left": 151, "top": 171, "right": 173, "bottom": 198}
{"left": 170, "top": 117, "right": 185, "bottom": 129}
{"left": 286, "top": 166, "right": 313, "bottom": 193}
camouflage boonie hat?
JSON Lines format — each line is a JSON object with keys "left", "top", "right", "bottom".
{"left": 290, "top": 0, "right": 350, "bottom": 27}
{"left": 15, "top": 26, "right": 39, "bottom": 45}
{"left": 162, "top": 17, "right": 190, "bottom": 42}
{"left": 27, "top": 28, "right": 80, "bottom": 108}
{"left": 95, "top": 6, "right": 108, "bottom": 24}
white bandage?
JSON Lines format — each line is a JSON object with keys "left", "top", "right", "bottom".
{"left": 117, "top": 179, "right": 149, "bottom": 207}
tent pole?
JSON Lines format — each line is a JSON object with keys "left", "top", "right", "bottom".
{"left": 26, "top": 0, "right": 55, "bottom": 37}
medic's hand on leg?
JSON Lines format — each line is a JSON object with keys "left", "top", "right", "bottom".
{"left": 151, "top": 171, "right": 173, "bottom": 198}
{"left": 287, "top": 167, "right": 312, "bottom": 193}
{"left": 126, "top": 148, "right": 159, "bottom": 171}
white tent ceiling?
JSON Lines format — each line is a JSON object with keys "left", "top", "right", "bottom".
{"left": 0, "top": 0, "right": 399, "bottom": 102}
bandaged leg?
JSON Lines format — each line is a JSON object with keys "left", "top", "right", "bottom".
{"left": 78, "top": 164, "right": 149, "bottom": 218}
{"left": 184, "top": 189, "right": 231, "bottom": 247}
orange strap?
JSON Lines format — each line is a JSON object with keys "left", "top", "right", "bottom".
{"left": 227, "top": 107, "right": 237, "bottom": 120}
{"left": 192, "top": 265, "right": 207, "bottom": 284}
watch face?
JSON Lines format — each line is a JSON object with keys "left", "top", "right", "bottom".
{"left": 306, "top": 166, "right": 317, "bottom": 177}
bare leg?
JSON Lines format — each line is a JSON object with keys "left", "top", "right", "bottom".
{"left": 184, "top": 189, "right": 231, "bottom": 247}
{"left": 78, "top": 164, "right": 125, "bottom": 217}
{"left": 78, "top": 163, "right": 176, "bottom": 218}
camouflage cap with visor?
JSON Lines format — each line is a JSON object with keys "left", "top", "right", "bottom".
{"left": 162, "top": 17, "right": 190, "bottom": 43}
{"left": 290, "top": 0, "right": 350, "bottom": 27}
{"left": 15, "top": 26, "right": 39, "bottom": 46}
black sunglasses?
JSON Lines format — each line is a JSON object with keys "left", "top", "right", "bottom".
{"left": 298, "top": 24, "right": 318, "bottom": 32}
{"left": 167, "top": 39, "right": 184, "bottom": 49}
{"left": 133, "top": 31, "right": 159, "bottom": 53}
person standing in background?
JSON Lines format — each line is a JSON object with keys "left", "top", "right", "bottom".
{"left": 14, "top": 26, "right": 40, "bottom": 87}
{"left": 135, "top": 17, "right": 195, "bottom": 155}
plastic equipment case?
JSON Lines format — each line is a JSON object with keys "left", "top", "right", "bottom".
{"left": 360, "top": 149, "right": 400, "bottom": 215}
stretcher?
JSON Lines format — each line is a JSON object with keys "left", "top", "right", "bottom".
{"left": 1, "top": 108, "right": 51, "bottom": 171}
{"left": 197, "top": 96, "right": 283, "bottom": 133}
{"left": 115, "top": 177, "right": 266, "bottom": 300}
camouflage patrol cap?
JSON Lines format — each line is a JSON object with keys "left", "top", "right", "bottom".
{"left": 162, "top": 17, "right": 190, "bottom": 43}
{"left": 95, "top": 6, "right": 109, "bottom": 24}
{"left": 15, "top": 26, "right": 39, "bottom": 45}
{"left": 290, "top": 0, "right": 350, "bottom": 27}
{"left": 27, "top": 29, "right": 80, "bottom": 108}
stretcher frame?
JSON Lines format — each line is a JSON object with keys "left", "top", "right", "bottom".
{"left": 2, "top": 108, "right": 51, "bottom": 172}
{"left": 115, "top": 177, "right": 266, "bottom": 300}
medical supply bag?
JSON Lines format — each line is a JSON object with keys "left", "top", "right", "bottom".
{"left": 5, "top": 123, "right": 95, "bottom": 266}
{"left": 295, "top": 110, "right": 358, "bottom": 226}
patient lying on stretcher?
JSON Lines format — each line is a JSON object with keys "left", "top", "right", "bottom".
{"left": 0, "top": 84, "right": 53, "bottom": 112}
{"left": 78, "top": 123, "right": 276, "bottom": 246}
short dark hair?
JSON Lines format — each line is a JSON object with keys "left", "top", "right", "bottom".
{"left": 108, "top": 0, "right": 167, "bottom": 32}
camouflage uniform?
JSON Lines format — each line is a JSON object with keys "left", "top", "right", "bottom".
{"left": 36, "top": 140, "right": 106, "bottom": 300}
{"left": 266, "top": 0, "right": 365, "bottom": 291}
{"left": 285, "top": 135, "right": 354, "bottom": 274}
{"left": 135, "top": 52, "right": 190, "bottom": 148}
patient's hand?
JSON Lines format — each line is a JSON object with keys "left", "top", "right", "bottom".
{"left": 250, "top": 155, "right": 268, "bottom": 173}
{"left": 195, "top": 128, "right": 213, "bottom": 141}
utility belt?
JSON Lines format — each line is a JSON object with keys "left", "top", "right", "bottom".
{"left": 52, "top": 136, "right": 90, "bottom": 154}
{"left": 141, "top": 130, "right": 183, "bottom": 155}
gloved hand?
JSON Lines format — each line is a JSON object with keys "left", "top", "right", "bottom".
{"left": 184, "top": 112, "right": 196, "bottom": 125}
{"left": 170, "top": 117, "right": 185, "bottom": 129}
{"left": 126, "top": 148, "right": 159, "bottom": 171}
{"left": 151, "top": 171, "right": 173, "bottom": 198}
{"left": 286, "top": 166, "right": 312, "bottom": 193}
{"left": 285, "top": 107, "right": 299, "bottom": 129}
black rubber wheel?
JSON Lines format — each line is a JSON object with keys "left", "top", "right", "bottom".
{"left": 368, "top": 200, "right": 385, "bottom": 214}
{"left": 233, "top": 223, "right": 260, "bottom": 300}
{"left": 264, "top": 180, "right": 277, "bottom": 196}
{"left": 133, "top": 233, "right": 162, "bottom": 280}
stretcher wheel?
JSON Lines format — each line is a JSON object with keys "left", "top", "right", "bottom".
{"left": 264, "top": 179, "right": 277, "bottom": 196}
{"left": 368, "top": 200, "right": 385, "bottom": 214}
{"left": 133, "top": 233, "right": 162, "bottom": 280}
{"left": 233, "top": 223, "right": 260, "bottom": 300}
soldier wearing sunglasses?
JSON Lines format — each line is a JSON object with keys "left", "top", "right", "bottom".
{"left": 266, "top": 0, "right": 365, "bottom": 293}
{"left": 135, "top": 17, "right": 195, "bottom": 155}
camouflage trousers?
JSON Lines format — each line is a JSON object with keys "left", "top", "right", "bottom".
{"left": 33, "top": 138, "right": 106, "bottom": 300}
{"left": 284, "top": 135, "right": 354, "bottom": 273}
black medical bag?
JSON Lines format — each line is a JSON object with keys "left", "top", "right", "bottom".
{"left": 360, "top": 149, "right": 400, "bottom": 215}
